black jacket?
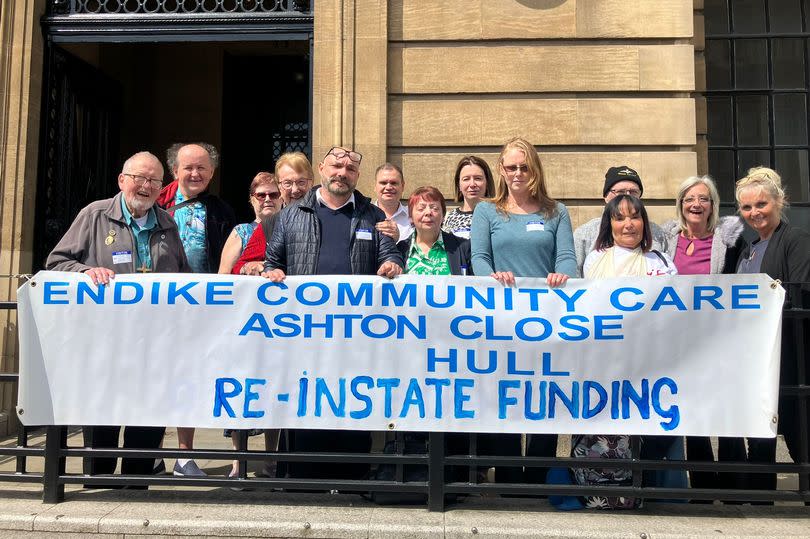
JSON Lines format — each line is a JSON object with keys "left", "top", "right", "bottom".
{"left": 740, "top": 220, "right": 810, "bottom": 439}
{"left": 264, "top": 186, "right": 403, "bottom": 275}
{"left": 157, "top": 182, "right": 236, "bottom": 272}
{"left": 740, "top": 220, "right": 810, "bottom": 306}
{"left": 396, "top": 231, "right": 473, "bottom": 276}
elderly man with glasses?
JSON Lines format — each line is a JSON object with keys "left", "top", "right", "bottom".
{"left": 572, "top": 165, "right": 669, "bottom": 277}
{"left": 261, "top": 146, "right": 404, "bottom": 480}
{"left": 45, "top": 151, "right": 191, "bottom": 487}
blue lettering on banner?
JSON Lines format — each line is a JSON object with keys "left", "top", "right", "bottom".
{"left": 731, "top": 284, "right": 760, "bottom": 309}
{"left": 337, "top": 282, "right": 373, "bottom": 306}
{"left": 350, "top": 376, "right": 374, "bottom": 419}
{"left": 425, "top": 378, "right": 451, "bottom": 418}
{"left": 610, "top": 287, "right": 644, "bottom": 311}
{"left": 206, "top": 281, "right": 234, "bottom": 305}
{"left": 76, "top": 281, "right": 104, "bottom": 304}
{"left": 399, "top": 378, "right": 426, "bottom": 418}
{"left": 167, "top": 281, "right": 199, "bottom": 304}
{"left": 114, "top": 282, "right": 143, "bottom": 304}
{"left": 213, "top": 378, "right": 243, "bottom": 418}
{"left": 454, "top": 379, "right": 475, "bottom": 419}
{"left": 37, "top": 273, "right": 766, "bottom": 436}
{"left": 243, "top": 378, "right": 265, "bottom": 418}
{"left": 256, "top": 281, "right": 289, "bottom": 306}
{"left": 43, "top": 281, "right": 71, "bottom": 304}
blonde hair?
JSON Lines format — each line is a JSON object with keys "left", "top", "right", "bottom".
{"left": 675, "top": 175, "right": 721, "bottom": 233}
{"left": 275, "top": 152, "right": 314, "bottom": 180}
{"left": 491, "top": 137, "right": 557, "bottom": 218}
{"left": 735, "top": 166, "right": 787, "bottom": 216}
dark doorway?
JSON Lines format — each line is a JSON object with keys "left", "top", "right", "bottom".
{"left": 34, "top": 40, "right": 312, "bottom": 270}
{"left": 221, "top": 54, "right": 311, "bottom": 223}
{"left": 33, "top": 46, "right": 122, "bottom": 270}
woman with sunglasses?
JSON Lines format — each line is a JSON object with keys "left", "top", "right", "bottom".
{"left": 217, "top": 172, "right": 281, "bottom": 274}
{"left": 471, "top": 137, "right": 576, "bottom": 485}
{"left": 217, "top": 171, "right": 281, "bottom": 481}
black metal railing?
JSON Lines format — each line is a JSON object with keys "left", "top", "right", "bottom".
{"left": 1, "top": 283, "right": 808, "bottom": 511}
{"left": 47, "top": 0, "right": 312, "bottom": 16}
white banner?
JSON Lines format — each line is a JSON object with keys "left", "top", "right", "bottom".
{"left": 17, "top": 271, "right": 784, "bottom": 437}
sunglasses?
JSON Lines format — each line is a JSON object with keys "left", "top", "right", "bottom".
{"left": 252, "top": 191, "right": 281, "bottom": 201}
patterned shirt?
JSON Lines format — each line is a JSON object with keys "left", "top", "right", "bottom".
{"left": 173, "top": 190, "right": 209, "bottom": 273}
{"left": 406, "top": 233, "right": 451, "bottom": 275}
{"left": 119, "top": 196, "right": 157, "bottom": 271}
{"left": 233, "top": 222, "right": 259, "bottom": 251}
{"left": 442, "top": 207, "right": 473, "bottom": 239}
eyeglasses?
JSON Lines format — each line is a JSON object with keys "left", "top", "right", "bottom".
{"left": 609, "top": 188, "right": 642, "bottom": 197}
{"left": 124, "top": 173, "right": 163, "bottom": 188}
{"left": 325, "top": 147, "right": 362, "bottom": 164}
{"left": 279, "top": 179, "right": 311, "bottom": 189}
{"left": 683, "top": 195, "right": 711, "bottom": 205}
{"left": 252, "top": 191, "right": 281, "bottom": 201}
{"left": 503, "top": 164, "right": 529, "bottom": 174}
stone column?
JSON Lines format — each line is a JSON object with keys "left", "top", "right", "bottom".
{"left": 312, "top": 0, "right": 388, "bottom": 191}
{"left": 0, "top": 0, "right": 46, "bottom": 435}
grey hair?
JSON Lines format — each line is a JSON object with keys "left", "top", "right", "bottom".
{"left": 675, "top": 175, "right": 721, "bottom": 233}
{"left": 166, "top": 142, "right": 220, "bottom": 174}
{"left": 121, "top": 151, "right": 163, "bottom": 176}
{"left": 735, "top": 166, "right": 787, "bottom": 216}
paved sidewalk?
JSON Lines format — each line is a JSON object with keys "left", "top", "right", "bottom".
{"left": 1, "top": 428, "right": 808, "bottom": 538}
{"left": 0, "top": 485, "right": 809, "bottom": 538}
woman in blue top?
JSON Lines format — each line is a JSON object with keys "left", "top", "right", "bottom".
{"left": 217, "top": 172, "right": 280, "bottom": 274}
{"left": 471, "top": 137, "right": 577, "bottom": 485}
{"left": 471, "top": 137, "right": 576, "bottom": 286}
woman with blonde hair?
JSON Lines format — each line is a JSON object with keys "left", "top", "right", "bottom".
{"left": 471, "top": 137, "right": 576, "bottom": 286}
{"left": 735, "top": 166, "right": 810, "bottom": 495}
{"left": 471, "top": 137, "right": 576, "bottom": 484}
{"left": 662, "top": 175, "right": 747, "bottom": 492}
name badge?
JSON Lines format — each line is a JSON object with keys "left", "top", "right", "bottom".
{"left": 454, "top": 227, "right": 471, "bottom": 239}
{"left": 526, "top": 220, "right": 545, "bottom": 232}
{"left": 111, "top": 250, "right": 133, "bottom": 265}
{"left": 356, "top": 228, "right": 373, "bottom": 241}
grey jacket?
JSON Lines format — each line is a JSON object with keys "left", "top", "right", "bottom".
{"left": 264, "top": 187, "right": 403, "bottom": 275}
{"left": 662, "top": 216, "right": 745, "bottom": 274}
{"left": 573, "top": 216, "right": 669, "bottom": 277}
{"left": 46, "top": 192, "right": 191, "bottom": 274}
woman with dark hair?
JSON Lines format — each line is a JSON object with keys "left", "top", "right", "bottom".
{"left": 442, "top": 156, "right": 495, "bottom": 239}
{"left": 583, "top": 195, "right": 676, "bottom": 278}
{"left": 579, "top": 195, "right": 678, "bottom": 505}
{"left": 398, "top": 186, "right": 473, "bottom": 276}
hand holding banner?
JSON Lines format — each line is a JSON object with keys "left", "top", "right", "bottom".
{"left": 17, "top": 271, "right": 783, "bottom": 437}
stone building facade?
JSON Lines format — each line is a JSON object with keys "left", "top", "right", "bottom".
{"left": 0, "top": 1, "right": 803, "bottom": 432}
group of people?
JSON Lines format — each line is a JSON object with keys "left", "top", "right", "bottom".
{"left": 45, "top": 136, "right": 809, "bottom": 500}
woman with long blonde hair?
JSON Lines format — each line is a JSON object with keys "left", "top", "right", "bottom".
{"left": 470, "top": 137, "right": 576, "bottom": 485}
{"left": 471, "top": 137, "right": 576, "bottom": 287}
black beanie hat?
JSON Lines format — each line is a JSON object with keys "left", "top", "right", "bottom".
{"left": 603, "top": 166, "right": 643, "bottom": 197}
